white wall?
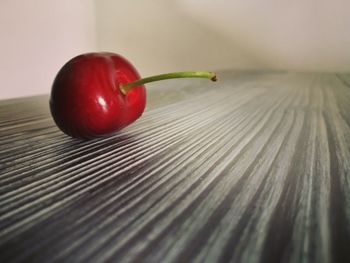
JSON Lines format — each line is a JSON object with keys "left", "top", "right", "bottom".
{"left": 0, "top": 0, "right": 96, "bottom": 99}
{"left": 179, "top": 0, "right": 350, "bottom": 72}
{"left": 96, "top": 0, "right": 350, "bottom": 75}
{"left": 1, "top": 0, "right": 350, "bottom": 100}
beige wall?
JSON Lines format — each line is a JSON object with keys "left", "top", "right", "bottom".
{"left": 95, "top": 0, "right": 263, "bottom": 77}
{"left": 1, "top": 0, "right": 350, "bottom": 100}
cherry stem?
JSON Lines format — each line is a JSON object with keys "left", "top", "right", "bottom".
{"left": 120, "top": 71, "right": 217, "bottom": 95}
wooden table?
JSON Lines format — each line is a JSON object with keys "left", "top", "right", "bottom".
{"left": 1, "top": 72, "right": 350, "bottom": 263}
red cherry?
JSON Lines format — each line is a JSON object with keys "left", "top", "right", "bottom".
{"left": 50, "top": 52, "right": 146, "bottom": 139}
{"left": 50, "top": 52, "right": 216, "bottom": 139}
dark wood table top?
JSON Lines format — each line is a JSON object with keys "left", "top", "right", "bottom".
{"left": 1, "top": 72, "right": 350, "bottom": 263}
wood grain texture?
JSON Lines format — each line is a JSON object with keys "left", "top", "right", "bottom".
{"left": 0, "top": 72, "right": 350, "bottom": 263}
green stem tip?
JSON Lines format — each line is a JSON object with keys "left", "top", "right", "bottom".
{"left": 120, "top": 71, "right": 217, "bottom": 95}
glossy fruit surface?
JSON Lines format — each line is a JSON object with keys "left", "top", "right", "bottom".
{"left": 50, "top": 52, "right": 146, "bottom": 139}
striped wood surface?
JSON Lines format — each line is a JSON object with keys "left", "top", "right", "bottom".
{"left": 0, "top": 72, "right": 350, "bottom": 263}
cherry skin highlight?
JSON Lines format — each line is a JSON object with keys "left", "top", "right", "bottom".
{"left": 50, "top": 52, "right": 146, "bottom": 139}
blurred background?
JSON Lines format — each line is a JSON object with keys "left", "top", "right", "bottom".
{"left": 1, "top": 0, "right": 349, "bottom": 99}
